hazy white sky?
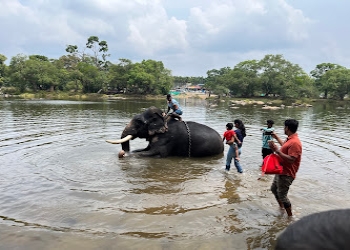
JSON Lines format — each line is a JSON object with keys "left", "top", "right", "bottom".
{"left": 1, "top": 0, "right": 349, "bottom": 76}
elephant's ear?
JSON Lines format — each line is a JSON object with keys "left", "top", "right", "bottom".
{"left": 148, "top": 110, "right": 167, "bottom": 135}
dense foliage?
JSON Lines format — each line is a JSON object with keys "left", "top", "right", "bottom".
{"left": 204, "top": 55, "right": 349, "bottom": 100}
{"left": 1, "top": 36, "right": 350, "bottom": 100}
{"left": 1, "top": 36, "right": 173, "bottom": 96}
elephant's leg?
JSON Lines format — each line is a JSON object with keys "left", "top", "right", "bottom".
{"left": 138, "top": 138, "right": 171, "bottom": 157}
{"left": 139, "top": 148, "right": 169, "bottom": 157}
{"left": 139, "top": 148, "right": 161, "bottom": 157}
{"left": 133, "top": 144, "right": 151, "bottom": 152}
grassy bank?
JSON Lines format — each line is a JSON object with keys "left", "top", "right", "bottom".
{"left": 19, "top": 92, "right": 106, "bottom": 101}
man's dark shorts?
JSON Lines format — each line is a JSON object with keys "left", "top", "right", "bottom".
{"left": 262, "top": 148, "right": 273, "bottom": 159}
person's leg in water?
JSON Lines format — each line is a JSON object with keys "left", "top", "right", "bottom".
{"left": 271, "top": 175, "right": 294, "bottom": 216}
{"left": 225, "top": 144, "right": 234, "bottom": 171}
{"left": 278, "top": 175, "right": 294, "bottom": 216}
{"left": 271, "top": 175, "right": 285, "bottom": 209}
{"left": 233, "top": 146, "right": 243, "bottom": 173}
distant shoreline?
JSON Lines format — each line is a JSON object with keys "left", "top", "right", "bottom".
{"left": 167, "top": 92, "right": 209, "bottom": 99}
{"left": 2, "top": 92, "right": 347, "bottom": 106}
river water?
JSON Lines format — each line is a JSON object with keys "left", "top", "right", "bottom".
{"left": 0, "top": 97, "right": 349, "bottom": 250}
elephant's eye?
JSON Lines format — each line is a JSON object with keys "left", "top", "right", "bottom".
{"left": 135, "top": 118, "right": 147, "bottom": 125}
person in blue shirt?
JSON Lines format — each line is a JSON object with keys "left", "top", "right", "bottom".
{"left": 165, "top": 94, "right": 183, "bottom": 121}
{"left": 261, "top": 120, "right": 275, "bottom": 159}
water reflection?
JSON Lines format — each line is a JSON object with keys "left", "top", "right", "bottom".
{"left": 1, "top": 98, "right": 350, "bottom": 249}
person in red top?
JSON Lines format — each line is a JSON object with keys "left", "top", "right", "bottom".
{"left": 223, "top": 123, "right": 241, "bottom": 171}
{"left": 268, "top": 119, "right": 302, "bottom": 217}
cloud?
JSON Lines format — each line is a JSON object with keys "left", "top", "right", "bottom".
{"left": 127, "top": 3, "right": 188, "bottom": 56}
{"left": 0, "top": 0, "right": 349, "bottom": 76}
{"left": 185, "top": 0, "right": 313, "bottom": 53}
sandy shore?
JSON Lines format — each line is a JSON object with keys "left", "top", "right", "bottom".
{"left": 172, "top": 92, "right": 210, "bottom": 100}
{"left": 107, "top": 92, "right": 214, "bottom": 100}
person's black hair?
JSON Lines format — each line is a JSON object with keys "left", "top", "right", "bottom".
{"left": 275, "top": 209, "right": 350, "bottom": 250}
{"left": 226, "top": 123, "right": 233, "bottom": 130}
{"left": 234, "top": 119, "right": 246, "bottom": 137}
{"left": 166, "top": 94, "right": 171, "bottom": 98}
{"left": 284, "top": 119, "right": 298, "bottom": 133}
{"left": 267, "top": 120, "right": 274, "bottom": 125}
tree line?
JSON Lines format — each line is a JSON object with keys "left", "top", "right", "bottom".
{"left": 203, "top": 55, "right": 350, "bottom": 100}
{"left": 0, "top": 36, "right": 172, "bottom": 96}
{"left": 1, "top": 36, "right": 349, "bottom": 100}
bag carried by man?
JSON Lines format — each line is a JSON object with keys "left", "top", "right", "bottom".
{"left": 261, "top": 153, "right": 283, "bottom": 176}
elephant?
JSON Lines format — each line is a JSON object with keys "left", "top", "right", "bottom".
{"left": 106, "top": 106, "right": 224, "bottom": 157}
{"left": 275, "top": 209, "right": 350, "bottom": 250}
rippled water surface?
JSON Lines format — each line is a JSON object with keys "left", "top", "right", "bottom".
{"left": 1, "top": 97, "right": 350, "bottom": 250}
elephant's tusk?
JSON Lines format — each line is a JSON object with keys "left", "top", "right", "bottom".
{"left": 106, "top": 135, "right": 133, "bottom": 144}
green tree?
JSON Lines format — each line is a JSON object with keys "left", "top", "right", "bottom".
{"left": 67, "top": 69, "right": 84, "bottom": 92}
{"left": 128, "top": 64, "right": 154, "bottom": 94}
{"left": 230, "top": 60, "right": 260, "bottom": 97}
{"left": 310, "top": 63, "right": 346, "bottom": 99}
{"left": 125, "top": 59, "right": 172, "bottom": 95}
{"left": 86, "top": 36, "right": 110, "bottom": 70}
{"left": 108, "top": 59, "right": 133, "bottom": 93}
{"left": 29, "top": 55, "right": 49, "bottom": 62}
{"left": 66, "top": 36, "right": 111, "bottom": 93}
{"left": 293, "top": 74, "right": 316, "bottom": 98}
{"left": 66, "top": 35, "right": 110, "bottom": 70}
{"left": 141, "top": 59, "right": 172, "bottom": 94}
{"left": 321, "top": 68, "right": 350, "bottom": 100}
{"left": 57, "top": 54, "right": 81, "bottom": 70}
{"left": 205, "top": 67, "right": 232, "bottom": 95}
{"left": 24, "top": 55, "right": 62, "bottom": 91}
{"left": 258, "top": 54, "right": 305, "bottom": 98}
{"left": 8, "top": 54, "right": 28, "bottom": 92}
{"left": 76, "top": 62, "right": 101, "bottom": 93}
{"left": 50, "top": 59, "right": 71, "bottom": 91}
{"left": 0, "top": 54, "right": 8, "bottom": 87}
{"left": 55, "top": 55, "right": 83, "bottom": 92}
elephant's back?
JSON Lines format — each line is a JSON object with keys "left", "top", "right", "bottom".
{"left": 186, "top": 121, "right": 224, "bottom": 157}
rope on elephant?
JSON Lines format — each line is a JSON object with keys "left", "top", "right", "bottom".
{"left": 183, "top": 121, "right": 191, "bottom": 157}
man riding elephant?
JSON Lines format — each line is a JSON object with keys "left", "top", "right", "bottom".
{"left": 165, "top": 94, "right": 183, "bottom": 121}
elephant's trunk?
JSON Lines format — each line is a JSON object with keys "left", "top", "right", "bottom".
{"left": 121, "top": 129, "right": 132, "bottom": 152}
{"left": 121, "top": 140, "right": 130, "bottom": 152}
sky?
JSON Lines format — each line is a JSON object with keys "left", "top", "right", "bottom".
{"left": 1, "top": 0, "right": 350, "bottom": 76}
